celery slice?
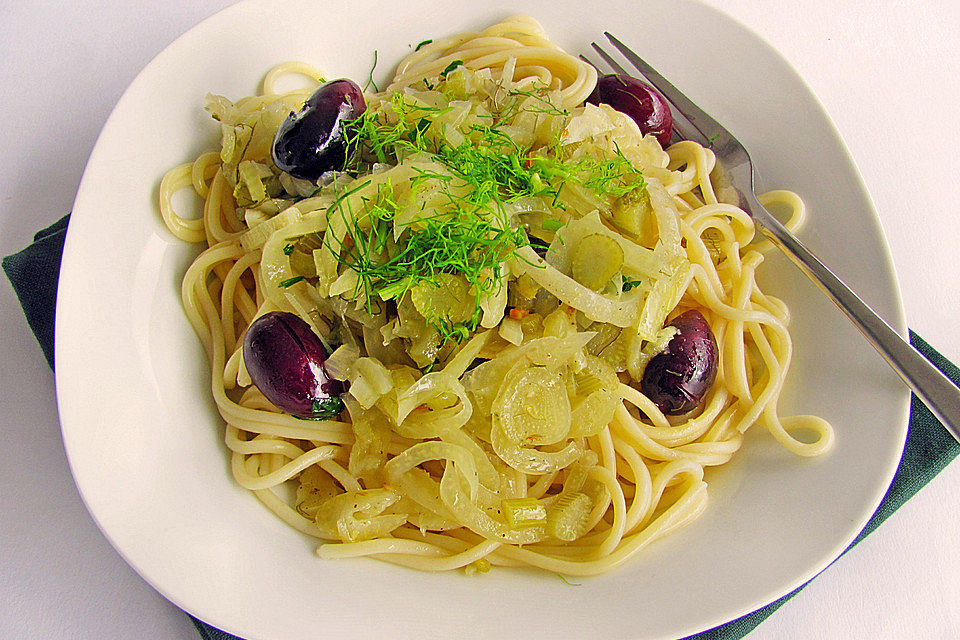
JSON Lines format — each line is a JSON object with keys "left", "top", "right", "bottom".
{"left": 547, "top": 492, "right": 593, "bottom": 541}
{"left": 501, "top": 497, "right": 548, "bottom": 529}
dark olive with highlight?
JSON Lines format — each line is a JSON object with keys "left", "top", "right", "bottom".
{"left": 640, "top": 310, "right": 718, "bottom": 415}
{"left": 242, "top": 311, "right": 344, "bottom": 419}
{"left": 587, "top": 73, "right": 673, "bottom": 148}
{"left": 271, "top": 79, "right": 366, "bottom": 181}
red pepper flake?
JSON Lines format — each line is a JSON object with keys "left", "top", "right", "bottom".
{"left": 508, "top": 308, "right": 529, "bottom": 320}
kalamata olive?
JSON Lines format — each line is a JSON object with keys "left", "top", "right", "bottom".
{"left": 587, "top": 74, "right": 673, "bottom": 148}
{"left": 640, "top": 309, "right": 718, "bottom": 415}
{"left": 272, "top": 79, "right": 366, "bottom": 181}
{"left": 242, "top": 311, "right": 344, "bottom": 419}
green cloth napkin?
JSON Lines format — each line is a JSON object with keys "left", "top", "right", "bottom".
{"left": 5, "top": 214, "right": 959, "bottom": 640}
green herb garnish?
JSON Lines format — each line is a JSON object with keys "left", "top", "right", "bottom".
{"left": 293, "top": 397, "right": 345, "bottom": 420}
{"left": 280, "top": 275, "right": 305, "bottom": 288}
{"left": 331, "top": 85, "right": 648, "bottom": 344}
{"left": 622, "top": 277, "right": 642, "bottom": 292}
{"left": 415, "top": 39, "right": 433, "bottom": 51}
{"left": 364, "top": 50, "right": 380, "bottom": 92}
{"left": 440, "top": 59, "right": 464, "bottom": 79}
{"left": 282, "top": 243, "right": 295, "bottom": 255}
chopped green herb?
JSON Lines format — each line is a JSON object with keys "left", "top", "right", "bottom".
{"left": 293, "top": 397, "right": 345, "bottom": 420}
{"left": 282, "top": 243, "right": 295, "bottom": 255}
{"left": 437, "top": 319, "right": 472, "bottom": 345}
{"left": 506, "top": 88, "right": 569, "bottom": 117}
{"left": 622, "top": 277, "right": 642, "bottom": 292}
{"left": 415, "top": 39, "right": 433, "bottom": 51}
{"left": 333, "top": 85, "right": 647, "bottom": 344}
{"left": 364, "top": 50, "right": 379, "bottom": 92}
{"left": 280, "top": 275, "right": 305, "bottom": 288}
{"left": 440, "top": 59, "right": 464, "bottom": 79}
{"left": 314, "top": 396, "right": 345, "bottom": 419}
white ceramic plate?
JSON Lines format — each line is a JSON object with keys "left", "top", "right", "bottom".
{"left": 56, "top": 1, "right": 909, "bottom": 638}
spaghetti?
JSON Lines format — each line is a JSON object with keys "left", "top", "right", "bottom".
{"left": 159, "top": 15, "right": 833, "bottom": 576}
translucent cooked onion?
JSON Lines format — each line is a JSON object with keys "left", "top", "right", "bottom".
{"left": 568, "top": 355, "right": 620, "bottom": 438}
{"left": 392, "top": 372, "right": 473, "bottom": 438}
{"left": 342, "top": 396, "right": 390, "bottom": 478}
{"left": 464, "top": 333, "right": 593, "bottom": 416}
{"left": 437, "top": 463, "right": 545, "bottom": 545}
{"left": 348, "top": 357, "right": 394, "bottom": 409}
{"left": 313, "top": 489, "right": 407, "bottom": 543}
{"left": 479, "top": 264, "right": 509, "bottom": 328}
{"left": 241, "top": 206, "right": 302, "bottom": 252}
{"left": 549, "top": 210, "right": 662, "bottom": 278}
{"left": 493, "top": 362, "right": 571, "bottom": 446}
{"left": 489, "top": 425, "right": 584, "bottom": 474}
{"left": 295, "top": 465, "right": 342, "bottom": 519}
{"left": 511, "top": 245, "right": 642, "bottom": 327}
{"left": 385, "top": 441, "right": 481, "bottom": 502}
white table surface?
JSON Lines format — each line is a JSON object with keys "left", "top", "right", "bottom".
{"left": 1, "top": 1, "right": 958, "bottom": 638}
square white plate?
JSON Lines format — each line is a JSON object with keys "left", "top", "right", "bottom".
{"left": 56, "top": 1, "right": 908, "bottom": 638}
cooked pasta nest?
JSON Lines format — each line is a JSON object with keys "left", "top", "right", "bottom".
{"left": 160, "top": 15, "right": 833, "bottom": 576}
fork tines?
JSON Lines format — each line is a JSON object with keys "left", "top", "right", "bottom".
{"left": 586, "top": 34, "right": 730, "bottom": 149}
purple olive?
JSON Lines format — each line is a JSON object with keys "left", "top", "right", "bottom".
{"left": 242, "top": 311, "right": 344, "bottom": 419}
{"left": 272, "top": 79, "right": 366, "bottom": 181}
{"left": 587, "top": 74, "right": 673, "bottom": 148}
{"left": 640, "top": 310, "right": 718, "bottom": 415}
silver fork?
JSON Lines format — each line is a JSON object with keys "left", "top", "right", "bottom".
{"left": 587, "top": 33, "right": 960, "bottom": 441}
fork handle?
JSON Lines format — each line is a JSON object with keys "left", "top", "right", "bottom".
{"left": 748, "top": 196, "right": 960, "bottom": 441}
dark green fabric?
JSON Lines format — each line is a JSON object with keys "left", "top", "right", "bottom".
{"left": 5, "top": 214, "right": 959, "bottom": 640}
{"left": 2, "top": 215, "right": 69, "bottom": 368}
